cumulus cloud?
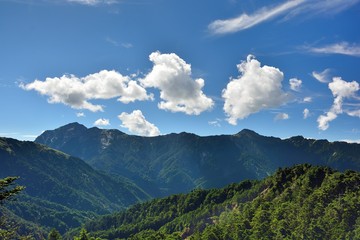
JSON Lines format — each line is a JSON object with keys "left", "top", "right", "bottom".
{"left": 289, "top": 78, "right": 302, "bottom": 91}
{"left": 141, "top": 51, "right": 214, "bottom": 115}
{"left": 94, "top": 118, "right": 110, "bottom": 126}
{"left": 329, "top": 77, "right": 359, "bottom": 98}
{"left": 208, "top": 0, "right": 359, "bottom": 35}
{"left": 308, "top": 42, "right": 360, "bottom": 57}
{"left": 222, "top": 55, "right": 290, "bottom": 125}
{"left": 312, "top": 68, "right": 331, "bottom": 83}
{"left": 317, "top": 77, "right": 360, "bottom": 130}
{"left": 20, "top": 70, "right": 153, "bottom": 112}
{"left": 118, "top": 110, "right": 160, "bottom": 137}
{"left": 275, "top": 113, "right": 289, "bottom": 121}
{"left": 303, "top": 108, "right": 310, "bottom": 119}
{"left": 317, "top": 112, "right": 337, "bottom": 131}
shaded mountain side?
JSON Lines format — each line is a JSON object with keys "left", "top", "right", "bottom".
{"left": 69, "top": 165, "right": 360, "bottom": 240}
{"left": 36, "top": 123, "right": 360, "bottom": 197}
{"left": 0, "top": 137, "right": 150, "bottom": 234}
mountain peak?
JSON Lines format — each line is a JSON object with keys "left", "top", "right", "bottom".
{"left": 58, "top": 122, "right": 88, "bottom": 132}
{"left": 235, "top": 129, "right": 260, "bottom": 137}
{"left": 34, "top": 122, "right": 88, "bottom": 146}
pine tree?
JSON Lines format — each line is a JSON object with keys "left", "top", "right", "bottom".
{"left": 48, "top": 228, "right": 62, "bottom": 240}
{"left": 0, "top": 176, "right": 24, "bottom": 204}
{"left": 74, "top": 228, "right": 90, "bottom": 240}
{"left": 0, "top": 176, "right": 25, "bottom": 239}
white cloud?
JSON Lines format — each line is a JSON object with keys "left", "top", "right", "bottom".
{"left": 94, "top": 118, "right": 110, "bottom": 126}
{"left": 317, "top": 77, "right": 360, "bottom": 130}
{"left": 312, "top": 68, "right": 331, "bottom": 83}
{"left": 208, "top": 0, "right": 304, "bottom": 34}
{"left": 141, "top": 51, "right": 214, "bottom": 115}
{"left": 286, "top": 0, "right": 360, "bottom": 17}
{"left": 303, "top": 97, "right": 312, "bottom": 103}
{"left": 208, "top": 119, "right": 222, "bottom": 127}
{"left": 208, "top": 0, "right": 359, "bottom": 35}
{"left": 303, "top": 108, "right": 310, "bottom": 119}
{"left": 317, "top": 112, "right": 337, "bottom": 131}
{"left": 308, "top": 42, "right": 360, "bottom": 57}
{"left": 76, "top": 112, "right": 85, "bottom": 117}
{"left": 289, "top": 78, "right": 302, "bottom": 91}
{"left": 67, "top": 0, "right": 117, "bottom": 6}
{"left": 222, "top": 55, "right": 290, "bottom": 125}
{"left": 121, "top": 43, "right": 133, "bottom": 49}
{"left": 106, "top": 37, "right": 133, "bottom": 48}
{"left": 342, "top": 139, "right": 360, "bottom": 144}
{"left": 347, "top": 109, "right": 360, "bottom": 117}
{"left": 20, "top": 70, "right": 153, "bottom": 112}
{"left": 275, "top": 113, "right": 289, "bottom": 121}
{"left": 329, "top": 77, "right": 359, "bottom": 98}
{"left": 105, "top": 37, "right": 119, "bottom": 47}
{"left": 118, "top": 110, "right": 160, "bottom": 137}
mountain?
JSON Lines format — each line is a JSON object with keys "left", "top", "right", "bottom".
{"left": 0, "top": 137, "right": 150, "bottom": 234}
{"left": 71, "top": 165, "right": 360, "bottom": 239}
{"left": 36, "top": 123, "right": 360, "bottom": 197}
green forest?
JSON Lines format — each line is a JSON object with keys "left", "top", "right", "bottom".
{"left": 2, "top": 127, "right": 360, "bottom": 239}
{"left": 69, "top": 164, "right": 360, "bottom": 239}
{"left": 3, "top": 164, "right": 358, "bottom": 239}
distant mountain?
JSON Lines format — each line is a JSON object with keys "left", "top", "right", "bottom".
{"left": 72, "top": 165, "right": 360, "bottom": 239}
{"left": 0, "top": 137, "right": 150, "bottom": 234}
{"left": 36, "top": 123, "right": 360, "bottom": 197}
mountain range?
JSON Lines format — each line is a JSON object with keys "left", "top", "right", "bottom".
{"left": 0, "top": 137, "right": 150, "bottom": 235}
{"left": 36, "top": 122, "right": 360, "bottom": 197}
{"left": 2, "top": 122, "right": 360, "bottom": 238}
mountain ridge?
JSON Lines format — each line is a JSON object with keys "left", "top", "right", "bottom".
{"left": 37, "top": 122, "right": 356, "bottom": 145}
{"left": 35, "top": 123, "right": 360, "bottom": 198}
{"left": 0, "top": 136, "right": 150, "bottom": 234}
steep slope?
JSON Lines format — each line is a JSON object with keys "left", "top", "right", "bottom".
{"left": 72, "top": 165, "right": 360, "bottom": 240}
{"left": 36, "top": 123, "right": 360, "bottom": 197}
{"left": 0, "top": 137, "right": 150, "bottom": 233}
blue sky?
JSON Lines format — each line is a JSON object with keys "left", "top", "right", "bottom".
{"left": 1, "top": 0, "right": 360, "bottom": 142}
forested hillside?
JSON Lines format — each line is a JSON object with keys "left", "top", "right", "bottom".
{"left": 36, "top": 123, "right": 360, "bottom": 197}
{"left": 0, "top": 137, "right": 150, "bottom": 235}
{"left": 73, "top": 165, "right": 360, "bottom": 240}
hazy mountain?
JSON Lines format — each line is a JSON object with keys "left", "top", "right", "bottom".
{"left": 72, "top": 165, "right": 360, "bottom": 239}
{"left": 0, "top": 137, "right": 150, "bottom": 233}
{"left": 36, "top": 123, "right": 360, "bottom": 197}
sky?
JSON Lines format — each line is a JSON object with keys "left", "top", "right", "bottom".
{"left": 0, "top": 0, "right": 360, "bottom": 142}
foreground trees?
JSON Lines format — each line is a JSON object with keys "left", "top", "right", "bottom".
{"left": 0, "top": 176, "right": 24, "bottom": 203}
{"left": 0, "top": 176, "right": 26, "bottom": 239}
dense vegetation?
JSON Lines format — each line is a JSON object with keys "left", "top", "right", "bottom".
{"left": 0, "top": 176, "right": 34, "bottom": 239}
{"left": 0, "top": 137, "right": 150, "bottom": 236}
{"left": 36, "top": 123, "right": 360, "bottom": 198}
{"left": 73, "top": 165, "right": 360, "bottom": 239}
{"left": 2, "top": 123, "right": 360, "bottom": 239}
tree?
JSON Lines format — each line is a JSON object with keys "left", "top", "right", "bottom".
{"left": 0, "top": 176, "right": 25, "bottom": 239}
{"left": 74, "top": 228, "right": 102, "bottom": 240}
{"left": 0, "top": 176, "right": 25, "bottom": 204}
{"left": 74, "top": 228, "right": 90, "bottom": 240}
{"left": 48, "top": 228, "right": 62, "bottom": 240}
